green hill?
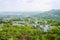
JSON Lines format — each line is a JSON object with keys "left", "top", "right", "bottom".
{"left": 33, "top": 9, "right": 60, "bottom": 20}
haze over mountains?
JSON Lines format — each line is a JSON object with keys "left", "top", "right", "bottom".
{"left": 0, "top": 9, "right": 60, "bottom": 15}
{"left": 0, "top": 9, "right": 60, "bottom": 20}
{"left": 0, "top": 11, "right": 40, "bottom": 15}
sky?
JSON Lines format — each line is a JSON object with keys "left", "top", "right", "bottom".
{"left": 0, "top": 0, "right": 60, "bottom": 11}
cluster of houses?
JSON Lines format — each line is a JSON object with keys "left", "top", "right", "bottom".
{"left": 0, "top": 17, "right": 51, "bottom": 32}
{"left": 12, "top": 20, "right": 51, "bottom": 32}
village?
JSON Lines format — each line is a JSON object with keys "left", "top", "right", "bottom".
{"left": 0, "top": 16, "right": 52, "bottom": 33}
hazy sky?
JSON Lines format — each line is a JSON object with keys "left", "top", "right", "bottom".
{"left": 0, "top": 0, "right": 60, "bottom": 11}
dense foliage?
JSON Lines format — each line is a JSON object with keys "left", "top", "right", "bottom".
{"left": 0, "top": 24, "right": 60, "bottom": 40}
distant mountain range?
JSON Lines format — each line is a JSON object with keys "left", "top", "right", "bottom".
{"left": 0, "top": 9, "right": 60, "bottom": 20}
{"left": 0, "top": 12, "right": 41, "bottom": 15}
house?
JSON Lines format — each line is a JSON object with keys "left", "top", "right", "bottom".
{"left": 12, "top": 21, "right": 25, "bottom": 26}
{"left": 40, "top": 25, "right": 51, "bottom": 32}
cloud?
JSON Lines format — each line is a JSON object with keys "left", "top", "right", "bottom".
{"left": 52, "top": 0, "right": 60, "bottom": 9}
{"left": 0, "top": 0, "right": 56, "bottom": 11}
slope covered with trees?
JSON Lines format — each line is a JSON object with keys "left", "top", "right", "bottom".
{"left": 33, "top": 9, "right": 60, "bottom": 20}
